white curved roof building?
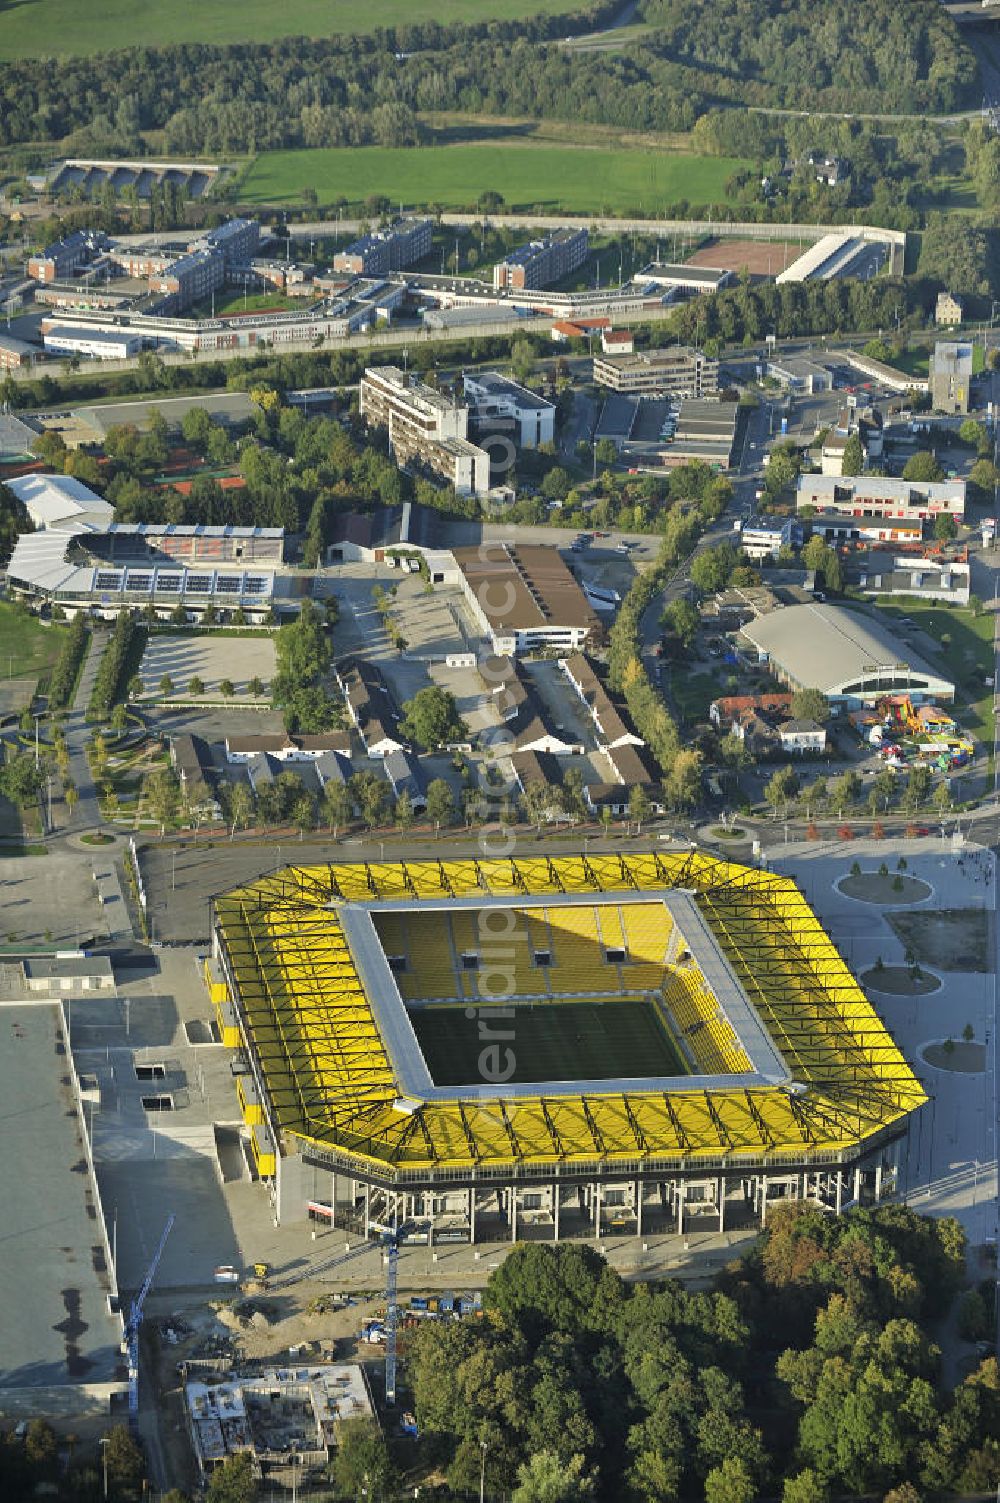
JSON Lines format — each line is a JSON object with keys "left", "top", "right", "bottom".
{"left": 741, "top": 603, "right": 954, "bottom": 707}
{"left": 8, "top": 472, "right": 114, "bottom": 532}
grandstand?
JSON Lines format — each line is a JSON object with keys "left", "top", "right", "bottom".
{"left": 210, "top": 852, "right": 926, "bottom": 1242}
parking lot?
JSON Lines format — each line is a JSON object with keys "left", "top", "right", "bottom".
{"left": 429, "top": 662, "right": 499, "bottom": 738}
{"left": 384, "top": 577, "right": 479, "bottom": 661}
{"left": 139, "top": 633, "right": 276, "bottom": 697}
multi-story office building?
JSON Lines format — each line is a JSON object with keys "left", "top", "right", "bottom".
{"left": 334, "top": 218, "right": 433, "bottom": 277}
{"left": 493, "top": 228, "right": 589, "bottom": 291}
{"left": 592, "top": 346, "right": 719, "bottom": 397}
{"left": 359, "top": 366, "right": 490, "bottom": 497}
{"left": 930, "top": 341, "right": 973, "bottom": 415}
{"left": 463, "top": 371, "right": 556, "bottom": 448}
{"left": 796, "top": 474, "right": 966, "bottom": 527}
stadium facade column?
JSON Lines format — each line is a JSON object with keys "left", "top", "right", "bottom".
{"left": 510, "top": 1189, "right": 517, "bottom": 1242}
{"left": 676, "top": 1181, "right": 685, "bottom": 1235}
{"left": 553, "top": 1186, "right": 560, "bottom": 1242}
{"left": 594, "top": 1181, "right": 602, "bottom": 1236}
{"left": 718, "top": 1177, "right": 725, "bottom": 1233}
{"left": 835, "top": 1171, "right": 843, "bottom": 1214}
{"left": 853, "top": 1165, "right": 861, "bottom": 1205}
{"left": 635, "top": 1181, "right": 642, "bottom": 1238}
{"left": 469, "top": 1188, "right": 476, "bottom": 1244}
{"left": 760, "top": 1176, "right": 768, "bottom": 1227}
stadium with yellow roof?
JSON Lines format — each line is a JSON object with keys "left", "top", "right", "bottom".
{"left": 207, "top": 850, "right": 925, "bottom": 1242}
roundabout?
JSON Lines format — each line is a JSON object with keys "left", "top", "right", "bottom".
{"left": 836, "top": 871, "right": 932, "bottom": 905}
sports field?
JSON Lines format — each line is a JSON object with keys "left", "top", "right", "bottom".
{"left": 410, "top": 998, "right": 688, "bottom": 1086}
{"left": 0, "top": 0, "right": 587, "bottom": 59}
{"left": 241, "top": 145, "right": 753, "bottom": 213}
{"left": 0, "top": 603, "right": 66, "bottom": 683}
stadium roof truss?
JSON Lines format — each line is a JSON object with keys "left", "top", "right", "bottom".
{"left": 211, "top": 852, "right": 926, "bottom": 1181}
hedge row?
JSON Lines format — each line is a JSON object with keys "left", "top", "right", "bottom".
{"left": 89, "top": 613, "right": 145, "bottom": 719}
{"left": 47, "top": 614, "right": 90, "bottom": 712}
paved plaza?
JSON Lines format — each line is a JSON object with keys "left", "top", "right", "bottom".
{"left": 770, "top": 834, "right": 997, "bottom": 1245}
{"left": 138, "top": 633, "right": 275, "bottom": 697}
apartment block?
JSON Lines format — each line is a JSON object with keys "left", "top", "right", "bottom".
{"left": 334, "top": 218, "right": 433, "bottom": 277}
{"left": 148, "top": 247, "right": 225, "bottom": 312}
{"left": 493, "top": 228, "right": 589, "bottom": 291}
{"left": 203, "top": 217, "right": 260, "bottom": 268}
{"left": 592, "top": 345, "right": 719, "bottom": 397}
{"left": 359, "top": 366, "right": 490, "bottom": 497}
{"left": 28, "top": 229, "right": 109, "bottom": 283}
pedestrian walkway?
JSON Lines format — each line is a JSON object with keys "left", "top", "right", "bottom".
{"left": 62, "top": 627, "right": 107, "bottom": 834}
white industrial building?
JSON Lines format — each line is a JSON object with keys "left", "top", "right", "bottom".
{"left": 741, "top": 603, "right": 954, "bottom": 708}
{"left": 43, "top": 325, "right": 142, "bottom": 360}
{"left": 632, "top": 262, "right": 732, "bottom": 295}
{"left": 453, "top": 543, "right": 602, "bottom": 656}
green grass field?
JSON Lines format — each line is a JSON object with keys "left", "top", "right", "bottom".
{"left": 0, "top": 604, "right": 66, "bottom": 684}
{"left": 411, "top": 998, "right": 687, "bottom": 1087}
{"left": 875, "top": 601, "right": 995, "bottom": 743}
{"left": 241, "top": 145, "right": 753, "bottom": 213}
{"left": 212, "top": 290, "right": 305, "bottom": 315}
{"left": 0, "top": 0, "right": 587, "bottom": 59}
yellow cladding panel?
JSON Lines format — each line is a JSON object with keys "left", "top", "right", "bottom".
{"left": 204, "top": 957, "right": 229, "bottom": 1006}
{"left": 213, "top": 853, "right": 927, "bottom": 1175}
{"left": 250, "top": 1128, "right": 276, "bottom": 1177}
{"left": 237, "top": 1076, "right": 264, "bottom": 1126}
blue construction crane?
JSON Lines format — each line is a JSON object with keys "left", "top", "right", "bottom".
{"left": 268, "top": 1217, "right": 414, "bottom": 1406}
{"left": 125, "top": 1215, "right": 175, "bottom": 1420}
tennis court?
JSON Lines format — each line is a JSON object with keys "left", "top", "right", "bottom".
{"left": 411, "top": 996, "right": 687, "bottom": 1086}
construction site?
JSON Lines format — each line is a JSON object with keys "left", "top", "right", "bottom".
{"left": 208, "top": 851, "right": 927, "bottom": 1245}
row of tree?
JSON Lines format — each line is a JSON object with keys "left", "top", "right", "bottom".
{"left": 46, "top": 612, "right": 89, "bottom": 712}
{"left": 88, "top": 612, "right": 142, "bottom": 720}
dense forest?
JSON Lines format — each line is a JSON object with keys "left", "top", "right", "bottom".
{"left": 410, "top": 1207, "right": 998, "bottom": 1501}
{"left": 0, "top": 0, "right": 976, "bottom": 165}
{"left": 636, "top": 0, "right": 977, "bottom": 116}
{"left": 661, "top": 275, "right": 909, "bottom": 350}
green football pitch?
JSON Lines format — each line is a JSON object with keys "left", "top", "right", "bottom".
{"left": 410, "top": 997, "right": 688, "bottom": 1087}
